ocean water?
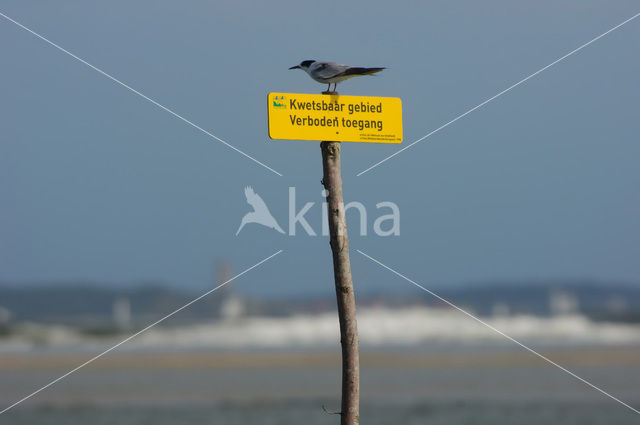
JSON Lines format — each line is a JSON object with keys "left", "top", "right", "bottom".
{"left": 2, "top": 308, "right": 640, "bottom": 352}
{"left": 2, "top": 309, "right": 639, "bottom": 424}
{"left": 2, "top": 346, "right": 639, "bottom": 425}
{"left": 5, "top": 400, "right": 639, "bottom": 425}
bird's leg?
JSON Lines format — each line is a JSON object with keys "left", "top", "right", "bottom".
{"left": 327, "top": 83, "right": 331, "bottom": 92}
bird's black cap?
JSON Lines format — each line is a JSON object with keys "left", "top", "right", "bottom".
{"left": 289, "top": 60, "right": 315, "bottom": 70}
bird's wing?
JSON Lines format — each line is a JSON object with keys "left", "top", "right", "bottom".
{"left": 245, "top": 186, "right": 269, "bottom": 212}
{"left": 342, "top": 66, "right": 385, "bottom": 76}
{"left": 310, "top": 62, "right": 350, "bottom": 79}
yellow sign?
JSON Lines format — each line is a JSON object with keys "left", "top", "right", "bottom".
{"left": 268, "top": 93, "right": 402, "bottom": 143}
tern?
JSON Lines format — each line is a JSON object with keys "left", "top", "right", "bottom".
{"left": 289, "top": 60, "right": 385, "bottom": 92}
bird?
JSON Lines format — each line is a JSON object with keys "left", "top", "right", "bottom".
{"left": 289, "top": 60, "right": 385, "bottom": 92}
{"left": 236, "top": 186, "right": 285, "bottom": 235}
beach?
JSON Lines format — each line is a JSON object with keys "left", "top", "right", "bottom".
{"left": 1, "top": 344, "right": 639, "bottom": 424}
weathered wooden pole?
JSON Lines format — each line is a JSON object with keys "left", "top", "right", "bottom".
{"left": 320, "top": 90, "right": 360, "bottom": 425}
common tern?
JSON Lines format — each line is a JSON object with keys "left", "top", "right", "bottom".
{"left": 289, "top": 60, "right": 385, "bottom": 92}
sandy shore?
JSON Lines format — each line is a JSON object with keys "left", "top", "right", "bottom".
{"left": 1, "top": 345, "right": 639, "bottom": 408}
{"left": 1, "top": 345, "right": 640, "bottom": 370}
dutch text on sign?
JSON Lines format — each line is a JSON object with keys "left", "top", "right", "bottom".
{"left": 268, "top": 93, "right": 403, "bottom": 143}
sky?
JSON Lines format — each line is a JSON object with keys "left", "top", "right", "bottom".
{"left": 1, "top": 1, "right": 639, "bottom": 298}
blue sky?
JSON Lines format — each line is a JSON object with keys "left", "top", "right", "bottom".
{"left": 1, "top": 1, "right": 639, "bottom": 297}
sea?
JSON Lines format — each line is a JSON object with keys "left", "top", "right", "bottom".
{"left": 5, "top": 400, "right": 638, "bottom": 425}
{"left": 1, "top": 307, "right": 639, "bottom": 424}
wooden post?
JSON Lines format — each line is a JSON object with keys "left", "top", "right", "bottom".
{"left": 320, "top": 90, "right": 360, "bottom": 425}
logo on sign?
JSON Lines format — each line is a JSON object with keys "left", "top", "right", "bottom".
{"left": 272, "top": 95, "right": 286, "bottom": 109}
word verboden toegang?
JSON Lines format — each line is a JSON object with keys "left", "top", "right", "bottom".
{"left": 289, "top": 99, "right": 384, "bottom": 132}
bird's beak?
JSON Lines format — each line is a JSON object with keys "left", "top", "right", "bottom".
{"left": 289, "top": 65, "right": 301, "bottom": 70}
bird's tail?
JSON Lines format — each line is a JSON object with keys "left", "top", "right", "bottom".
{"left": 344, "top": 67, "right": 385, "bottom": 76}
